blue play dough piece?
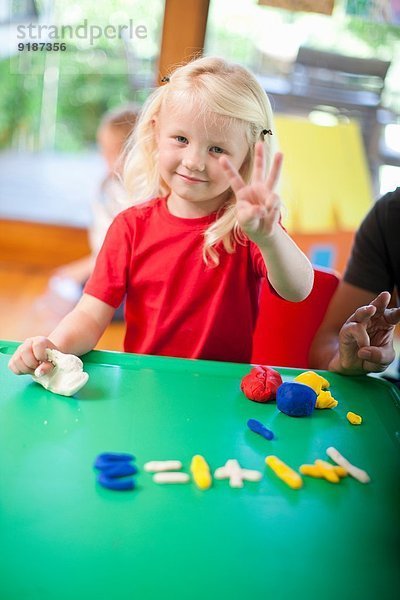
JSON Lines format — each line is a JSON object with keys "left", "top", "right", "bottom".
{"left": 100, "top": 463, "right": 138, "bottom": 478}
{"left": 247, "top": 418, "right": 274, "bottom": 440}
{"left": 97, "top": 472, "right": 135, "bottom": 491}
{"left": 94, "top": 452, "right": 135, "bottom": 469}
{"left": 94, "top": 452, "right": 137, "bottom": 491}
{"left": 276, "top": 382, "right": 317, "bottom": 417}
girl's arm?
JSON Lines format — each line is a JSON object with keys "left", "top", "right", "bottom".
{"left": 8, "top": 294, "right": 115, "bottom": 376}
{"left": 49, "top": 293, "right": 115, "bottom": 354}
{"left": 257, "top": 226, "right": 313, "bottom": 302}
{"left": 220, "top": 143, "right": 314, "bottom": 301}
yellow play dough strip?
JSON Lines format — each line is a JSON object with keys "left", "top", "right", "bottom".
{"left": 265, "top": 455, "right": 303, "bottom": 489}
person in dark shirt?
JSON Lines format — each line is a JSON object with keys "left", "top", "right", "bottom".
{"left": 310, "top": 188, "right": 400, "bottom": 379}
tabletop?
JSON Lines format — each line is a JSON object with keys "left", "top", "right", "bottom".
{"left": 1, "top": 340, "right": 399, "bottom": 600}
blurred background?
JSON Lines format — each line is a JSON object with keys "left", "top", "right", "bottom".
{"left": 0, "top": 0, "right": 399, "bottom": 350}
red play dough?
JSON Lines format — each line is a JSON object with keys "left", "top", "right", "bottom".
{"left": 240, "top": 365, "right": 283, "bottom": 403}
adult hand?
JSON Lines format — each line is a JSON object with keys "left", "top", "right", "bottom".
{"left": 336, "top": 291, "right": 400, "bottom": 373}
{"left": 220, "top": 142, "right": 283, "bottom": 245}
{"left": 8, "top": 336, "right": 57, "bottom": 376}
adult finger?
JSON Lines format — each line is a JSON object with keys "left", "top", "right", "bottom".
{"left": 369, "top": 290, "right": 391, "bottom": 310}
{"left": 384, "top": 306, "right": 400, "bottom": 326}
{"left": 361, "top": 361, "right": 390, "bottom": 373}
{"left": 265, "top": 152, "right": 283, "bottom": 192}
{"left": 358, "top": 344, "right": 395, "bottom": 370}
{"left": 219, "top": 156, "right": 245, "bottom": 195}
{"left": 340, "top": 321, "right": 370, "bottom": 350}
{"left": 344, "top": 304, "right": 376, "bottom": 325}
{"left": 251, "top": 142, "right": 265, "bottom": 184}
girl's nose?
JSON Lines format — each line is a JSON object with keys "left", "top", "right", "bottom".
{"left": 182, "top": 150, "right": 205, "bottom": 172}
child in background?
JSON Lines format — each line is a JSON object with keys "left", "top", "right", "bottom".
{"left": 9, "top": 56, "right": 314, "bottom": 376}
{"left": 43, "top": 104, "right": 140, "bottom": 315}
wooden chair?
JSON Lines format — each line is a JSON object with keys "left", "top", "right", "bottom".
{"left": 252, "top": 268, "right": 340, "bottom": 368}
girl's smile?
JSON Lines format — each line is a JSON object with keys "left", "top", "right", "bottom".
{"left": 176, "top": 172, "right": 208, "bottom": 184}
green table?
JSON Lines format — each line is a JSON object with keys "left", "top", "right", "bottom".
{"left": 1, "top": 340, "right": 399, "bottom": 600}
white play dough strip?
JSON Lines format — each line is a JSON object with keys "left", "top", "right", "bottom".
{"left": 32, "top": 348, "right": 89, "bottom": 397}
{"left": 144, "top": 460, "right": 183, "bottom": 472}
{"left": 214, "top": 459, "right": 262, "bottom": 488}
{"left": 153, "top": 472, "right": 190, "bottom": 484}
{"left": 326, "top": 446, "right": 370, "bottom": 484}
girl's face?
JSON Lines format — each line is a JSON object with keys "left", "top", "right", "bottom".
{"left": 155, "top": 99, "right": 249, "bottom": 217}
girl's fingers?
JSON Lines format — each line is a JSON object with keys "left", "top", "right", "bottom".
{"left": 251, "top": 142, "right": 265, "bottom": 184}
{"left": 8, "top": 349, "right": 37, "bottom": 374}
{"left": 265, "top": 192, "right": 281, "bottom": 213}
{"left": 20, "top": 346, "right": 40, "bottom": 370}
{"left": 219, "top": 156, "right": 245, "bottom": 194}
{"left": 8, "top": 357, "right": 28, "bottom": 375}
{"left": 8, "top": 338, "right": 35, "bottom": 373}
{"left": 265, "top": 152, "right": 283, "bottom": 192}
{"left": 236, "top": 200, "right": 264, "bottom": 227}
{"left": 34, "top": 361, "right": 55, "bottom": 377}
{"left": 8, "top": 336, "right": 55, "bottom": 375}
{"left": 31, "top": 336, "right": 53, "bottom": 362}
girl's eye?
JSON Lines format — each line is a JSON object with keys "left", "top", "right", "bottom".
{"left": 210, "top": 146, "right": 224, "bottom": 154}
{"left": 175, "top": 136, "right": 188, "bottom": 144}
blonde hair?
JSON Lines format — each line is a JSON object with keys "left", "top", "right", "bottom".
{"left": 123, "top": 56, "right": 275, "bottom": 265}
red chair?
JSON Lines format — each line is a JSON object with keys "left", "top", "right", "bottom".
{"left": 251, "top": 268, "right": 340, "bottom": 368}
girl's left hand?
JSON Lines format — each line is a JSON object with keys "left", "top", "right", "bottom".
{"left": 220, "top": 142, "right": 283, "bottom": 245}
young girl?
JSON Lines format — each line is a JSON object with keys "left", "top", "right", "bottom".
{"left": 8, "top": 56, "right": 314, "bottom": 376}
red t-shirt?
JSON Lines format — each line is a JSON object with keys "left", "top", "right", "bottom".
{"left": 84, "top": 197, "right": 269, "bottom": 363}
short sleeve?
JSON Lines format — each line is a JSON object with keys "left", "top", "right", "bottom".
{"left": 344, "top": 197, "right": 394, "bottom": 293}
{"left": 84, "top": 212, "right": 132, "bottom": 308}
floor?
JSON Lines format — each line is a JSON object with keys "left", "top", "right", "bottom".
{"left": 0, "top": 262, "right": 125, "bottom": 351}
{"left": 0, "top": 151, "right": 124, "bottom": 352}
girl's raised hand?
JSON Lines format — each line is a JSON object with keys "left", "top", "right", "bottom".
{"left": 220, "top": 142, "right": 283, "bottom": 245}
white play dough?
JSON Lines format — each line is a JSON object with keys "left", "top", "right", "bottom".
{"left": 32, "top": 348, "right": 89, "bottom": 397}
{"left": 153, "top": 472, "right": 190, "bottom": 484}
{"left": 214, "top": 459, "right": 262, "bottom": 488}
{"left": 326, "top": 446, "right": 370, "bottom": 484}
{"left": 144, "top": 460, "right": 183, "bottom": 472}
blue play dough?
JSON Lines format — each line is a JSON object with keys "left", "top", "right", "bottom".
{"left": 94, "top": 452, "right": 137, "bottom": 491}
{"left": 94, "top": 452, "right": 135, "bottom": 468}
{"left": 100, "top": 463, "right": 138, "bottom": 478}
{"left": 97, "top": 472, "right": 135, "bottom": 491}
{"left": 247, "top": 418, "right": 274, "bottom": 440}
{"left": 276, "top": 382, "right": 317, "bottom": 417}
